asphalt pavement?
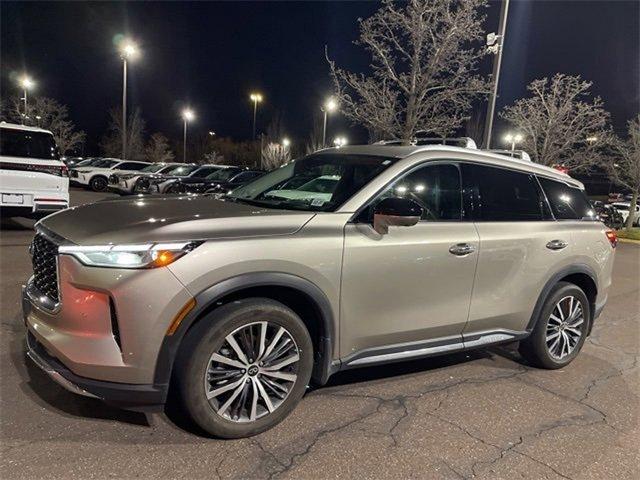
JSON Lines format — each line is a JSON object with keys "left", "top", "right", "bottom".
{"left": 1, "top": 189, "right": 638, "bottom": 479}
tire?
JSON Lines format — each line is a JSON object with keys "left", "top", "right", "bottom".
{"left": 519, "top": 282, "right": 591, "bottom": 369}
{"left": 175, "top": 298, "right": 313, "bottom": 438}
{"left": 89, "top": 176, "right": 108, "bottom": 192}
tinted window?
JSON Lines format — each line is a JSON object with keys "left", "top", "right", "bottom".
{"left": 380, "top": 163, "right": 462, "bottom": 221}
{"left": 0, "top": 128, "right": 59, "bottom": 160}
{"left": 538, "top": 177, "right": 596, "bottom": 220}
{"left": 118, "top": 162, "right": 147, "bottom": 171}
{"left": 232, "top": 171, "right": 262, "bottom": 182}
{"left": 465, "top": 164, "right": 543, "bottom": 221}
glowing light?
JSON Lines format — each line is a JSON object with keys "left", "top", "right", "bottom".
{"left": 19, "top": 76, "right": 34, "bottom": 90}
{"left": 182, "top": 109, "right": 195, "bottom": 122}
{"left": 324, "top": 98, "right": 338, "bottom": 112}
{"left": 414, "top": 184, "right": 425, "bottom": 192}
{"left": 120, "top": 41, "right": 139, "bottom": 60}
{"left": 250, "top": 93, "right": 263, "bottom": 103}
{"left": 282, "top": 138, "right": 291, "bottom": 148}
{"left": 333, "top": 136, "right": 348, "bottom": 147}
{"left": 586, "top": 136, "right": 598, "bottom": 143}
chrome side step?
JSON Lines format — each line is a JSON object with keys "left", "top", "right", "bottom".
{"left": 342, "top": 329, "right": 527, "bottom": 368}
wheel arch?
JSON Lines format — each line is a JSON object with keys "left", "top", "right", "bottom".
{"left": 153, "top": 272, "right": 337, "bottom": 389}
{"left": 526, "top": 264, "right": 598, "bottom": 333}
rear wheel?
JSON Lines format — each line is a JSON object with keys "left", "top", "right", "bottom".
{"left": 519, "top": 282, "right": 590, "bottom": 369}
{"left": 89, "top": 176, "right": 108, "bottom": 192}
{"left": 175, "top": 298, "right": 313, "bottom": 438}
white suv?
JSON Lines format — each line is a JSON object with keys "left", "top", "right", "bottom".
{"left": 0, "top": 123, "right": 69, "bottom": 218}
{"left": 72, "top": 159, "right": 150, "bottom": 192}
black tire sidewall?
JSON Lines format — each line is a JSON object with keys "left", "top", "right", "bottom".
{"left": 177, "top": 298, "right": 313, "bottom": 439}
{"left": 90, "top": 176, "right": 107, "bottom": 191}
{"left": 524, "top": 282, "right": 591, "bottom": 369}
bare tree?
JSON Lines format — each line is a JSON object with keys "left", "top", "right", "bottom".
{"left": 601, "top": 115, "right": 640, "bottom": 230}
{"left": 145, "top": 133, "right": 174, "bottom": 163}
{"left": 305, "top": 115, "right": 324, "bottom": 154}
{"left": 99, "top": 107, "right": 146, "bottom": 160}
{"left": 1, "top": 96, "right": 86, "bottom": 155}
{"left": 500, "top": 74, "right": 610, "bottom": 171}
{"left": 262, "top": 142, "right": 291, "bottom": 170}
{"left": 328, "top": 0, "right": 490, "bottom": 142}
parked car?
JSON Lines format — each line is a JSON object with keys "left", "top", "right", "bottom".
{"left": 132, "top": 164, "right": 200, "bottom": 194}
{"left": 611, "top": 202, "right": 640, "bottom": 226}
{"left": 608, "top": 192, "right": 625, "bottom": 203}
{"left": 171, "top": 167, "right": 264, "bottom": 195}
{"left": 591, "top": 201, "right": 624, "bottom": 229}
{"left": 108, "top": 162, "right": 181, "bottom": 195}
{"left": 148, "top": 164, "right": 226, "bottom": 194}
{"left": 0, "top": 122, "right": 69, "bottom": 218}
{"left": 61, "top": 156, "right": 87, "bottom": 168}
{"left": 72, "top": 159, "right": 151, "bottom": 191}
{"left": 23, "top": 144, "right": 615, "bottom": 438}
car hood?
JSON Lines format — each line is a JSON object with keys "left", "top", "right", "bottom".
{"left": 40, "top": 195, "right": 315, "bottom": 245}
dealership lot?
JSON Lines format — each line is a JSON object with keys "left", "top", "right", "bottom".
{"left": 1, "top": 189, "right": 638, "bottom": 479}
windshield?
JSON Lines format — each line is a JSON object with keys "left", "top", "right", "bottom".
{"left": 0, "top": 128, "right": 60, "bottom": 160}
{"left": 165, "top": 165, "right": 199, "bottom": 176}
{"left": 141, "top": 163, "right": 169, "bottom": 173}
{"left": 206, "top": 168, "right": 241, "bottom": 181}
{"left": 229, "top": 153, "right": 397, "bottom": 212}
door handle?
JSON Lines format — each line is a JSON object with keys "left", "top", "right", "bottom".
{"left": 449, "top": 243, "right": 476, "bottom": 256}
{"left": 546, "top": 239, "right": 568, "bottom": 251}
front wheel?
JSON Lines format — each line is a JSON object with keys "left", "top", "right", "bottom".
{"left": 175, "top": 298, "right": 313, "bottom": 438}
{"left": 89, "top": 176, "right": 108, "bottom": 192}
{"left": 519, "top": 282, "right": 591, "bottom": 369}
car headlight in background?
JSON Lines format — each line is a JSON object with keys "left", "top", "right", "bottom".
{"left": 58, "top": 241, "right": 202, "bottom": 268}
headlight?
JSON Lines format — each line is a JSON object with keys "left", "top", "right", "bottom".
{"left": 59, "top": 242, "right": 202, "bottom": 269}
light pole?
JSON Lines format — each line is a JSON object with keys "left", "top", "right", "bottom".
{"left": 250, "top": 93, "right": 263, "bottom": 139}
{"left": 321, "top": 98, "right": 337, "bottom": 147}
{"left": 504, "top": 132, "right": 523, "bottom": 152}
{"left": 119, "top": 40, "right": 138, "bottom": 160}
{"left": 483, "top": 0, "right": 510, "bottom": 148}
{"left": 182, "top": 109, "right": 195, "bottom": 163}
{"left": 18, "top": 75, "right": 34, "bottom": 123}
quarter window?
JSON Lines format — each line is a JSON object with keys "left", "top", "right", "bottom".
{"left": 379, "top": 163, "right": 462, "bottom": 221}
{"left": 538, "top": 177, "right": 596, "bottom": 220}
{"left": 463, "top": 164, "right": 543, "bottom": 221}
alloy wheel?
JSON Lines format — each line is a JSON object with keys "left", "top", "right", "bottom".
{"left": 204, "top": 321, "right": 300, "bottom": 423}
{"left": 546, "top": 295, "right": 585, "bottom": 360}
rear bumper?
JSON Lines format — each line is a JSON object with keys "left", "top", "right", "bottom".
{"left": 1, "top": 192, "right": 68, "bottom": 218}
{"left": 25, "top": 330, "right": 166, "bottom": 411}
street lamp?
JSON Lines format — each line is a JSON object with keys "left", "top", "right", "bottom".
{"left": 18, "top": 75, "right": 34, "bottom": 123}
{"left": 321, "top": 97, "right": 338, "bottom": 147}
{"left": 119, "top": 39, "right": 139, "bottom": 160}
{"left": 504, "top": 132, "right": 523, "bottom": 152}
{"left": 282, "top": 138, "right": 291, "bottom": 148}
{"left": 208, "top": 131, "right": 216, "bottom": 137}
{"left": 182, "top": 109, "right": 195, "bottom": 163}
{"left": 586, "top": 136, "right": 598, "bottom": 144}
{"left": 250, "top": 93, "right": 263, "bottom": 139}
{"left": 333, "top": 136, "right": 348, "bottom": 148}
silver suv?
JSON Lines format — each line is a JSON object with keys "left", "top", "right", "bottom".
{"left": 23, "top": 145, "right": 616, "bottom": 438}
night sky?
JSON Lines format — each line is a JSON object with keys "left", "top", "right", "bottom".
{"left": 2, "top": 1, "right": 638, "bottom": 154}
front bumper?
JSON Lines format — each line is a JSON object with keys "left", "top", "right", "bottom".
{"left": 22, "top": 253, "right": 193, "bottom": 409}
{"left": 25, "top": 329, "right": 166, "bottom": 410}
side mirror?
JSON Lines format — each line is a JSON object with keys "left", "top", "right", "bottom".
{"left": 373, "top": 197, "right": 422, "bottom": 235}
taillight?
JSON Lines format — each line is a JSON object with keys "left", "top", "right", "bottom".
{"left": 605, "top": 230, "right": 617, "bottom": 248}
{"left": 61, "top": 164, "right": 69, "bottom": 177}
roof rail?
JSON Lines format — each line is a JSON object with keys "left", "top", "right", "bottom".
{"left": 374, "top": 136, "right": 478, "bottom": 149}
{"left": 485, "top": 149, "right": 531, "bottom": 162}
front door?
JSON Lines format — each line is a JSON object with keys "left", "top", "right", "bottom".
{"left": 340, "top": 162, "right": 479, "bottom": 359}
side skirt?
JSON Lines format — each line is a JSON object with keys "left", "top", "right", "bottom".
{"left": 335, "top": 329, "right": 529, "bottom": 371}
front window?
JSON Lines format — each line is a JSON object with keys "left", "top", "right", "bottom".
{"left": 0, "top": 128, "right": 59, "bottom": 160}
{"left": 229, "top": 153, "right": 397, "bottom": 212}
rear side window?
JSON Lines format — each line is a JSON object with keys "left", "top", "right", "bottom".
{"left": 538, "top": 177, "right": 596, "bottom": 220}
{"left": 0, "top": 128, "right": 59, "bottom": 160}
{"left": 118, "top": 162, "right": 148, "bottom": 171}
{"left": 463, "top": 164, "right": 543, "bottom": 221}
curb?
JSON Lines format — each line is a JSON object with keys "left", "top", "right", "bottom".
{"left": 617, "top": 238, "right": 640, "bottom": 245}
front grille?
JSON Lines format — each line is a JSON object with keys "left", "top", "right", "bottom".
{"left": 108, "top": 174, "right": 119, "bottom": 185}
{"left": 70, "top": 170, "right": 79, "bottom": 178}
{"left": 31, "top": 234, "right": 59, "bottom": 303}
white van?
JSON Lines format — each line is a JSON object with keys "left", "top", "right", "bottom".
{"left": 0, "top": 123, "right": 69, "bottom": 218}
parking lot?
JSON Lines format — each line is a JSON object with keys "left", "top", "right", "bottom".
{"left": 1, "top": 189, "right": 638, "bottom": 479}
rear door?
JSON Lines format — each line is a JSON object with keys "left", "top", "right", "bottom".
{"left": 461, "top": 163, "right": 575, "bottom": 337}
